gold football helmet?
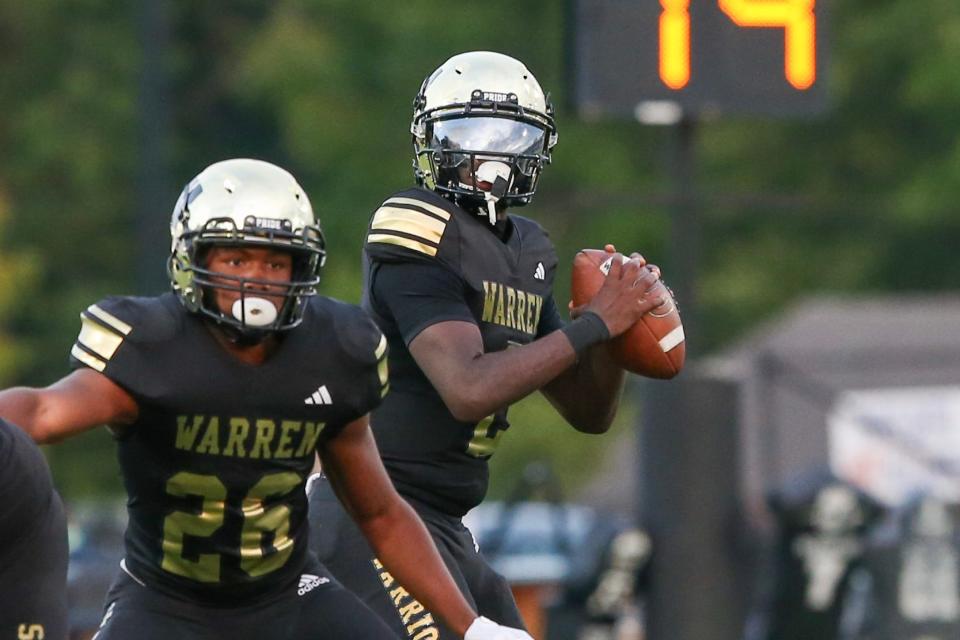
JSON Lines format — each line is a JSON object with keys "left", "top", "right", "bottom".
{"left": 168, "top": 158, "right": 325, "bottom": 335}
{"left": 411, "top": 51, "right": 558, "bottom": 223}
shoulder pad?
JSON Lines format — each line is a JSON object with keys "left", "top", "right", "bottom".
{"left": 322, "top": 299, "right": 389, "bottom": 399}
{"left": 365, "top": 188, "right": 459, "bottom": 263}
{"left": 509, "top": 214, "right": 552, "bottom": 241}
{"left": 71, "top": 295, "right": 180, "bottom": 373}
{"left": 324, "top": 299, "right": 386, "bottom": 365}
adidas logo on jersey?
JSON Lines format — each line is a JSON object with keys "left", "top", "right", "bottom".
{"left": 534, "top": 262, "right": 546, "bottom": 281}
{"left": 304, "top": 385, "right": 333, "bottom": 405}
{"left": 298, "top": 573, "right": 329, "bottom": 596}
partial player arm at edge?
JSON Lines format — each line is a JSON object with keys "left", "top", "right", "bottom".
{"left": 0, "top": 369, "right": 139, "bottom": 444}
{"left": 319, "top": 416, "right": 479, "bottom": 638}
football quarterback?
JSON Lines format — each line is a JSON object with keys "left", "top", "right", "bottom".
{"left": 307, "top": 51, "right": 666, "bottom": 638}
{"left": 0, "top": 159, "right": 532, "bottom": 640}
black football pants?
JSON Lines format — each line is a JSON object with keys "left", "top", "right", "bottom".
{"left": 307, "top": 474, "right": 525, "bottom": 640}
{"left": 92, "top": 555, "right": 398, "bottom": 640}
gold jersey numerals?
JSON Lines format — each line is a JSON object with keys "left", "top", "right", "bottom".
{"left": 18, "top": 625, "right": 44, "bottom": 640}
{"left": 466, "top": 413, "right": 509, "bottom": 459}
{"left": 160, "top": 471, "right": 301, "bottom": 583}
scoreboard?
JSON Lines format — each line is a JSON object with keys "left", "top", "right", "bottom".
{"left": 572, "top": 0, "right": 829, "bottom": 119}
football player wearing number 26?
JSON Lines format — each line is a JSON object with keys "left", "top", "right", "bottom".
{"left": 0, "top": 159, "right": 532, "bottom": 640}
{"left": 307, "top": 51, "right": 667, "bottom": 638}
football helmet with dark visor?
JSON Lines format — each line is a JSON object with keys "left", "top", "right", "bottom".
{"left": 412, "top": 52, "right": 558, "bottom": 223}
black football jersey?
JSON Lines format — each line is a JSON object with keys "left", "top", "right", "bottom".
{"left": 362, "top": 187, "right": 564, "bottom": 517}
{"left": 69, "top": 292, "right": 388, "bottom": 604}
{"left": 0, "top": 420, "right": 68, "bottom": 639}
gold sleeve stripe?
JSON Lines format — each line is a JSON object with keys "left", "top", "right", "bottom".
{"left": 71, "top": 344, "right": 106, "bottom": 372}
{"left": 86, "top": 304, "right": 132, "bottom": 335}
{"left": 375, "top": 333, "right": 389, "bottom": 390}
{"left": 367, "top": 233, "right": 438, "bottom": 257}
{"left": 377, "top": 357, "right": 389, "bottom": 388}
{"left": 78, "top": 315, "right": 124, "bottom": 361}
{"left": 380, "top": 383, "right": 390, "bottom": 399}
{"left": 371, "top": 207, "right": 446, "bottom": 244}
{"left": 381, "top": 197, "right": 451, "bottom": 221}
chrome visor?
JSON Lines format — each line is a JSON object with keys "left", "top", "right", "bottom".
{"left": 430, "top": 118, "right": 547, "bottom": 171}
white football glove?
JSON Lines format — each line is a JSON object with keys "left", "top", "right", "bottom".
{"left": 463, "top": 616, "right": 533, "bottom": 640}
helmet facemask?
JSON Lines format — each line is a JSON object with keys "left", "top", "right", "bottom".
{"left": 170, "top": 217, "right": 325, "bottom": 340}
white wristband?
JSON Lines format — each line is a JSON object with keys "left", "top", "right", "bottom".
{"left": 463, "top": 616, "right": 534, "bottom": 640}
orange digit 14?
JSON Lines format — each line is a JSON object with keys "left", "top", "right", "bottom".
{"left": 658, "top": 0, "right": 817, "bottom": 91}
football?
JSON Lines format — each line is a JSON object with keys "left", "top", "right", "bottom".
{"left": 570, "top": 249, "right": 685, "bottom": 379}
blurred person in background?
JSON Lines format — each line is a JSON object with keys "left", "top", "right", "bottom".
{"left": 841, "top": 494, "right": 960, "bottom": 640}
{"left": 0, "top": 158, "right": 532, "bottom": 640}
{"left": 65, "top": 506, "right": 125, "bottom": 639}
{"left": 464, "top": 463, "right": 653, "bottom": 640}
{"left": 308, "top": 51, "right": 665, "bottom": 639}
{"left": 744, "top": 470, "right": 883, "bottom": 640}
{"left": 0, "top": 418, "right": 68, "bottom": 640}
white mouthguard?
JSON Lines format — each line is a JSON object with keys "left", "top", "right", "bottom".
{"left": 232, "top": 297, "right": 278, "bottom": 327}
